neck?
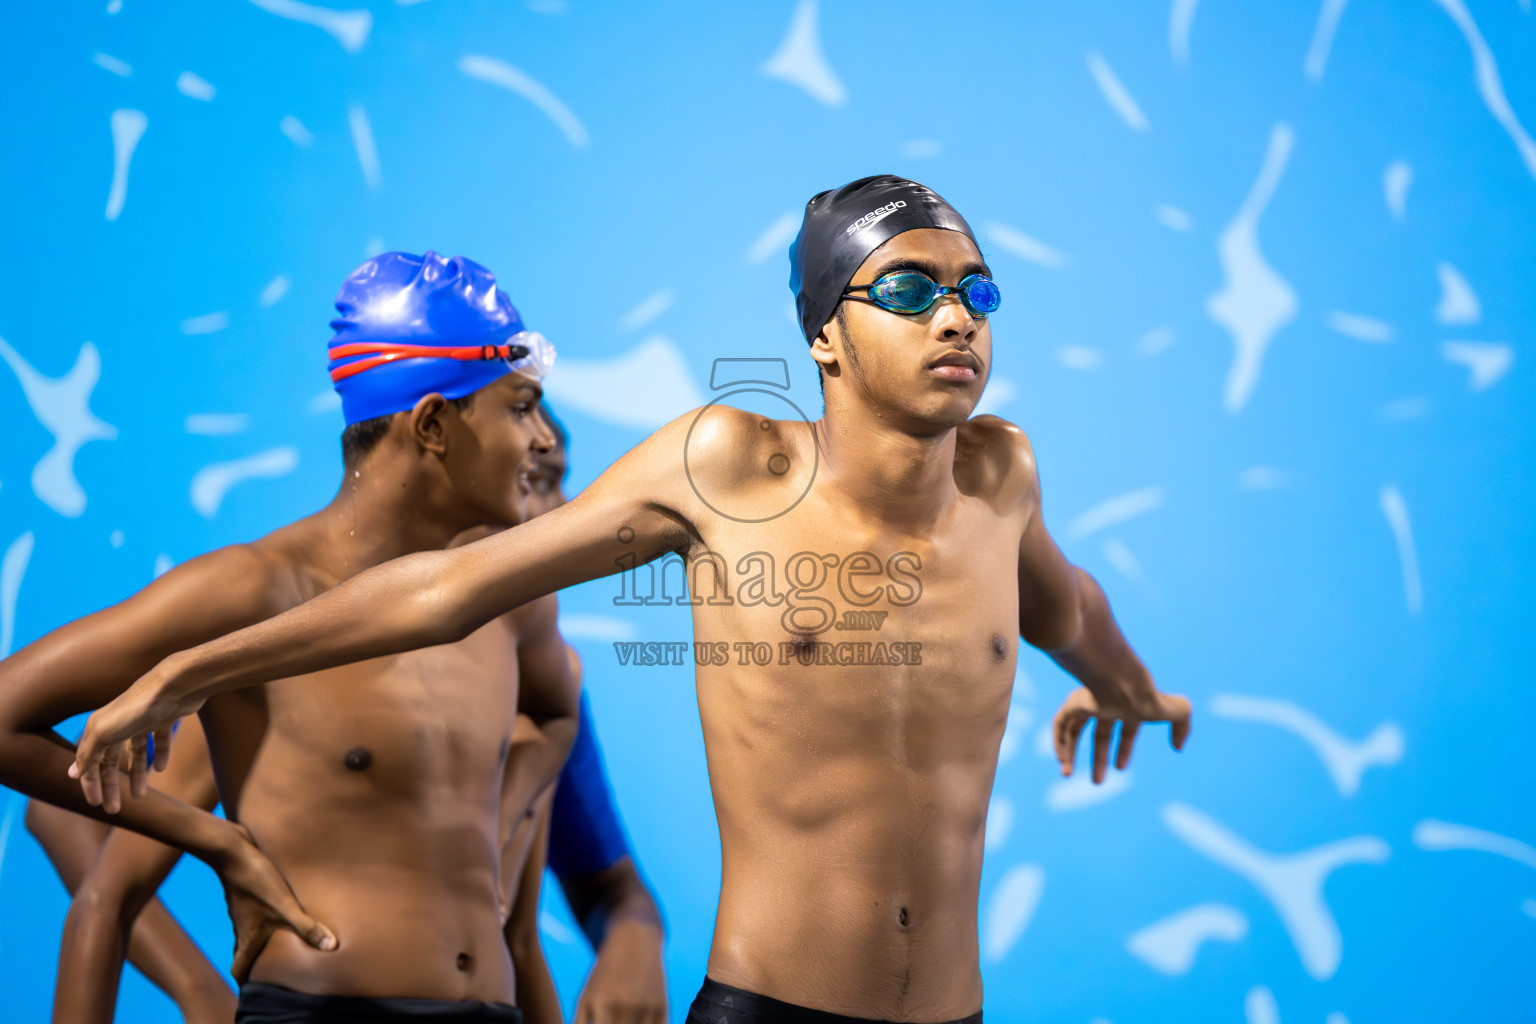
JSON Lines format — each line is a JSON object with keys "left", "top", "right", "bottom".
{"left": 310, "top": 450, "right": 472, "bottom": 578}
{"left": 815, "top": 391, "right": 959, "bottom": 528}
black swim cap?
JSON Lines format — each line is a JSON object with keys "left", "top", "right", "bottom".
{"left": 788, "top": 175, "right": 976, "bottom": 344}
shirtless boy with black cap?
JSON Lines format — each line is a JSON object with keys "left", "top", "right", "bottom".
{"left": 76, "top": 176, "right": 1192, "bottom": 1023}
{"left": 0, "top": 251, "right": 578, "bottom": 1022}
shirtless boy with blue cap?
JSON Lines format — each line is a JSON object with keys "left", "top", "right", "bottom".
{"left": 0, "top": 251, "right": 577, "bottom": 1023}
{"left": 79, "top": 176, "right": 1194, "bottom": 1023}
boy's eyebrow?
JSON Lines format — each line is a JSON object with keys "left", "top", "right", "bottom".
{"left": 852, "top": 256, "right": 945, "bottom": 284}
{"left": 851, "top": 256, "right": 993, "bottom": 286}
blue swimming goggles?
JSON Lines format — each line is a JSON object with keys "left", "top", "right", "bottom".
{"left": 842, "top": 271, "right": 1002, "bottom": 319}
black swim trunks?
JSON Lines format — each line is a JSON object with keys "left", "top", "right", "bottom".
{"left": 686, "top": 977, "right": 982, "bottom": 1024}
{"left": 236, "top": 982, "right": 523, "bottom": 1023}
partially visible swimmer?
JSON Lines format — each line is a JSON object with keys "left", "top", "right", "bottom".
{"left": 1, "top": 252, "right": 579, "bottom": 1023}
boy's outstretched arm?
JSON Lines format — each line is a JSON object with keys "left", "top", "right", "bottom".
{"left": 72, "top": 415, "right": 701, "bottom": 802}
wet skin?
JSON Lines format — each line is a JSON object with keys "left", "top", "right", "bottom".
{"left": 0, "top": 372, "right": 578, "bottom": 1002}
{"left": 77, "top": 231, "right": 1191, "bottom": 1021}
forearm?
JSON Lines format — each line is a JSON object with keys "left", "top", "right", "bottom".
{"left": 1044, "top": 568, "right": 1158, "bottom": 711}
{"left": 56, "top": 723, "right": 231, "bottom": 1024}
{"left": 570, "top": 863, "right": 668, "bottom": 1024}
{"left": 54, "top": 893, "right": 128, "bottom": 1024}
{"left": 0, "top": 728, "right": 231, "bottom": 862}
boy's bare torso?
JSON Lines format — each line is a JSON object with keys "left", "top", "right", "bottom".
{"left": 199, "top": 522, "right": 532, "bottom": 1002}
{"left": 668, "top": 408, "right": 1031, "bottom": 1018}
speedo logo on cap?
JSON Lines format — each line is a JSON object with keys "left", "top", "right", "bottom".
{"left": 846, "top": 200, "right": 907, "bottom": 235}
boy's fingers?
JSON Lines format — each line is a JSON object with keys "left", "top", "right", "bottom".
{"left": 100, "top": 755, "right": 122, "bottom": 814}
{"left": 1116, "top": 721, "right": 1141, "bottom": 771}
{"left": 272, "top": 888, "right": 337, "bottom": 953}
{"left": 300, "top": 916, "right": 339, "bottom": 952}
{"left": 129, "top": 734, "right": 150, "bottom": 798}
{"left": 1057, "top": 708, "right": 1088, "bottom": 776}
{"left": 1168, "top": 697, "right": 1192, "bottom": 750}
{"left": 77, "top": 760, "right": 103, "bottom": 806}
{"left": 1091, "top": 719, "right": 1114, "bottom": 784}
{"left": 152, "top": 723, "right": 174, "bottom": 772}
{"left": 231, "top": 930, "right": 265, "bottom": 985}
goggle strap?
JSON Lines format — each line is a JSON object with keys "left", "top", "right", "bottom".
{"left": 328, "top": 341, "right": 531, "bottom": 384}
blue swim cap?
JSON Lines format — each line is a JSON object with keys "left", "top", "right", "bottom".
{"left": 327, "top": 251, "right": 554, "bottom": 425}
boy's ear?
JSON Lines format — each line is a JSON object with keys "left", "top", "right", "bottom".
{"left": 810, "top": 318, "right": 840, "bottom": 377}
{"left": 408, "top": 393, "right": 451, "bottom": 454}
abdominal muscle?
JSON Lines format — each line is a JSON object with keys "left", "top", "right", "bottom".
{"left": 699, "top": 671, "right": 998, "bottom": 1021}
{"left": 250, "top": 854, "right": 515, "bottom": 1002}
{"left": 232, "top": 747, "right": 517, "bottom": 1002}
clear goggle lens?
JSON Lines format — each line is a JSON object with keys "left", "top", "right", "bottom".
{"left": 507, "top": 330, "right": 556, "bottom": 380}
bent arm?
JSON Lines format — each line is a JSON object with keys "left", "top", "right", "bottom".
{"left": 1050, "top": 568, "right": 1162, "bottom": 702}
{"left": 1013, "top": 435, "right": 1190, "bottom": 779}
{"left": 1014, "top": 455, "right": 1157, "bottom": 710}
{"left": 0, "top": 549, "right": 276, "bottom": 857}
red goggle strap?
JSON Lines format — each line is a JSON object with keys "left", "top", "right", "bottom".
{"left": 327, "top": 341, "right": 531, "bottom": 383}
